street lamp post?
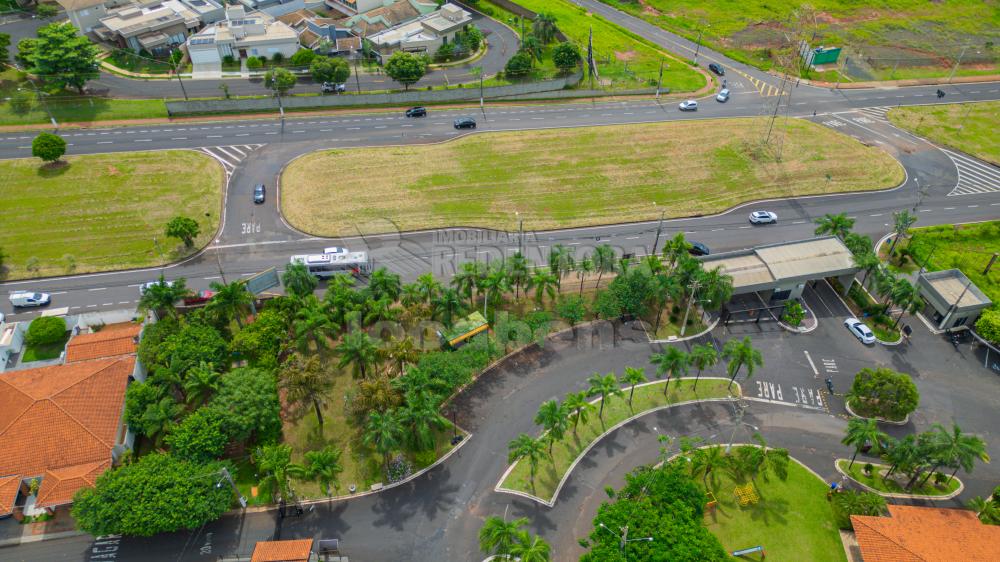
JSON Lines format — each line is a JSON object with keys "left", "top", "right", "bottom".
{"left": 516, "top": 211, "right": 523, "bottom": 256}
{"left": 651, "top": 208, "right": 665, "bottom": 255}
{"left": 948, "top": 45, "right": 971, "bottom": 84}
{"left": 598, "top": 523, "right": 653, "bottom": 559}
{"left": 693, "top": 24, "right": 709, "bottom": 66}
{"left": 171, "top": 48, "right": 189, "bottom": 101}
{"left": 724, "top": 400, "right": 758, "bottom": 454}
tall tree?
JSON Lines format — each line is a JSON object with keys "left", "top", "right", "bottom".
{"left": 337, "top": 331, "right": 380, "bottom": 379}
{"left": 842, "top": 418, "right": 887, "bottom": 470}
{"left": 364, "top": 410, "right": 405, "bottom": 477}
{"left": 165, "top": 216, "right": 200, "bottom": 248}
{"left": 650, "top": 346, "right": 689, "bottom": 396}
{"left": 452, "top": 261, "right": 483, "bottom": 309}
{"left": 279, "top": 353, "right": 335, "bottom": 432}
{"left": 254, "top": 444, "right": 292, "bottom": 500}
{"left": 891, "top": 280, "right": 923, "bottom": 329}
{"left": 814, "top": 212, "right": 856, "bottom": 240}
{"left": 282, "top": 262, "right": 318, "bottom": 299}
{"left": 576, "top": 256, "right": 594, "bottom": 296}
{"left": 662, "top": 233, "right": 691, "bottom": 270}
{"left": 887, "top": 209, "right": 918, "bottom": 257}
{"left": 288, "top": 445, "right": 343, "bottom": 496}
{"left": 534, "top": 399, "right": 568, "bottom": 457}
{"left": 532, "top": 12, "right": 558, "bottom": 44}
{"left": 509, "top": 532, "right": 551, "bottom": 562}
{"left": 924, "top": 423, "right": 990, "bottom": 486}
{"left": 264, "top": 67, "right": 297, "bottom": 95}
{"left": 548, "top": 244, "right": 575, "bottom": 292}
{"left": 292, "top": 297, "right": 336, "bottom": 352}
{"left": 369, "top": 268, "right": 402, "bottom": 302}
{"left": 416, "top": 272, "right": 442, "bottom": 304}
{"left": 384, "top": 51, "right": 427, "bottom": 90}
{"left": 689, "top": 343, "right": 720, "bottom": 391}
{"left": 507, "top": 251, "right": 531, "bottom": 300}
{"left": 722, "top": 337, "right": 763, "bottom": 391}
{"left": 852, "top": 250, "right": 881, "bottom": 288}
{"left": 620, "top": 366, "right": 647, "bottom": 406}
{"left": 586, "top": 372, "right": 623, "bottom": 422}
{"left": 206, "top": 280, "right": 253, "bottom": 327}
{"left": 138, "top": 275, "right": 188, "bottom": 318}
{"left": 399, "top": 389, "right": 450, "bottom": 451}
{"left": 528, "top": 270, "right": 558, "bottom": 306}
{"left": 31, "top": 132, "right": 66, "bottom": 163}
{"left": 563, "top": 391, "right": 592, "bottom": 436}
{"left": 26, "top": 23, "right": 99, "bottom": 93}
{"left": 182, "top": 361, "right": 220, "bottom": 407}
{"left": 479, "top": 515, "right": 529, "bottom": 559}
{"left": 480, "top": 265, "right": 511, "bottom": 316}
{"left": 382, "top": 335, "right": 419, "bottom": 377}
{"left": 592, "top": 244, "right": 617, "bottom": 290}
{"left": 508, "top": 434, "right": 546, "bottom": 489}
{"left": 141, "top": 396, "right": 183, "bottom": 448}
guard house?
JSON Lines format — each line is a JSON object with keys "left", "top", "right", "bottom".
{"left": 698, "top": 236, "right": 857, "bottom": 303}
{"left": 917, "top": 269, "right": 992, "bottom": 330}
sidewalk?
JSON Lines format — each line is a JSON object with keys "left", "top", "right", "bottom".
{"left": 0, "top": 508, "right": 85, "bottom": 548}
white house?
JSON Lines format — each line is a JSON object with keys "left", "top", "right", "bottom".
{"left": 367, "top": 3, "right": 472, "bottom": 59}
{"left": 187, "top": 5, "right": 300, "bottom": 77}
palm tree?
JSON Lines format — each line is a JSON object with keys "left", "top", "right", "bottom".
{"left": 968, "top": 496, "right": 1000, "bottom": 524}
{"left": 874, "top": 269, "right": 900, "bottom": 310}
{"left": 350, "top": 375, "right": 402, "bottom": 419}
{"left": 534, "top": 399, "right": 568, "bottom": 457}
{"left": 548, "top": 244, "right": 575, "bottom": 293}
{"left": 586, "top": 372, "right": 623, "bottom": 422}
{"left": 293, "top": 297, "right": 337, "bottom": 352}
{"left": 416, "top": 272, "right": 442, "bottom": 304}
{"left": 852, "top": 250, "right": 881, "bottom": 288}
{"left": 887, "top": 209, "right": 918, "bottom": 257}
{"left": 287, "top": 445, "right": 343, "bottom": 496}
{"left": 400, "top": 389, "right": 450, "bottom": 451}
{"left": 369, "top": 268, "right": 402, "bottom": 302}
{"left": 508, "top": 433, "right": 546, "bottom": 488}
{"left": 282, "top": 262, "right": 318, "bottom": 299}
{"left": 206, "top": 280, "right": 253, "bottom": 327}
{"left": 362, "top": 296, "right": 399, "bottom": 326}
{"left": 383, "top": 335, "right": 419, "bottom": 377}
{"left": 891, "top": 280, "right": 923, "bottom": 329}
{"left": 137, "top": 275, "right": 188, "bottom": 318}
{"left": 563, "top": 391, "right": 592, "bottom": 436}
{"left": 882, "top": 434, "right": 919, "bottom": 483}
{"left": 509, "top": 532, "right": 550, "bottom": 562}
{"left": 452, "top": 261, "right": 482, "bottom": 309}
{"left": 280, "top": 353, "right": 334, "bottom": 431}
{"left": 690, "top": 444, "right": 726, "bottom": 489}
{"left": 254, "top": 444, "right": 292, "bottom": 500}
{"left": 364, "top": 409, "right": 405, "bottom": 477}
{"left": 842, "top": 418, "right": 887, "bottom": 470}
{"left": 521, "top": 35, "right": 542, "bottom": 62}
{"left": 479, "top": 515, "right": 529, "bottom": 559}
{"left": 651, "top": 272, "right": 681, "bottom": 333}
{"left": 532, "top": 12, "right": 558, "bottom": 44}
{"left": 337, "top": 331, "right": 380, "bottom": 379}
{"left": 814, "top": 212, "right": 856, "bottom": 240}
{"left": 650, "top": 346, "right": 689, "bottom": 396}
{"left": 722, "top": 337, "right": 763, "bottom": 391}
{"left": 480, "top": 265, "right": 511, "bottom": 316}
{"left": 844, "top": 232, "right": 874, "bottom": 257}
{"left": 528, "top": 270, "right": 558, "bottom": 307}
{"left": 620, "top": 366, "right": 647, "bottom": 406}
{"left": 141, "top": 396, "right": 183, "bottom": 448}
{"left": 689, "top": 343, "right": 719, "bottom": 391}
{"left": 577, "top": 256, "right": 594, "bottom": 296}
{"left": 431, "top": 287, "right": 464, "bottom": 327}
{"left": 506, "top": 252, "right": 531, "bottom": 300}
{"left": 698, "top": 267, "right": 734, "bottom": 313}
{"left": 922, "top": 423, "right": 990, "bottom": 486}
{"left": 662, "top": 232, "right": 691, "bottom": 270}
{"left": 182, "top": 361, "right": 220, "bottom": 407}
{"left": 592, "top": 244, "right": 616, "bottom": 290}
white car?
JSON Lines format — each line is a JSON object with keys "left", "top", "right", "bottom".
{"left": 138, "top": 280, "right": 174, "bottom": 295}
{"left": 748, "top": 211, "right": 778, "bottom": 224}
{"left": 324, "top": 247, "right": 348, "bottom": 256}
{"left": 844, "top": 317, "right": 876, "bottom": 345}
{"left": 716, "top": 88, "right": 730, "bottom": 102}
{"left": 678, "top": 100, "right": 698, "bottom": 111}
{"left": 9, "top": 291, "right": 51, "bottom": 308}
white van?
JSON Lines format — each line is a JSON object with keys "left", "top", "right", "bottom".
{"left": 9, "top": 291, "right": 51, "bottom": 308}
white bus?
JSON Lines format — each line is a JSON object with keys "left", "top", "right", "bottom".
{"left": 290, "top": 251, "right": 373, "bottom": 278}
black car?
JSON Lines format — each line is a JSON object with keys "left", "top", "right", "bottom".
{"left": 405, "top": 106, "right": 427, "bottom": 118}
{"left": 253, "top": 183, "right": 265, "bottom": 204}
{"left": 453, "top": 117, "right": 477, "bottom": 129}
{"left": 321, "top": 82, "right": 346, "bottom": 94}
{"left": 708, "top": 63, "right": 725, "bottom": 76}
{"left": 688, "top": 241, "right": 710, "bottom": 256}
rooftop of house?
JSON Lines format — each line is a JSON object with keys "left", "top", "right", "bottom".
{"left": 188, "top": 9, "right": 298, "bottom": 47}
{"left": 367, "top": 2, "right": 470, "bottom": 46}
{"left": 344, "top": 0, "right": 434, "bottom": 36}
{"left": 918, "top": 269, "right": 992, "bottom": 310}
{"left": 851, "top": 505, "right": 1000, "bottom": 562}
{"left": 64, "top": 322, "right": 142, "bottom": 363}
{"left": 250, "top": 539, "right": 314, "bottom": 562}
{"left": 98, "top": 0, "right": 201, "bottom": 36}
{"left": 55, "top": 0, "right": 107, "bottom": 11}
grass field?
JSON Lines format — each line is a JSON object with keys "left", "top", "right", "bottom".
{"left": 21, "top": 331, "right": 71, "bottom": 362}
{"left": 282, "top": 118, "right": 904, "bottom": 235}
{"left": 705, "top": 452, "right": 845, "bottom": 562}
{"left": 506, "top": 0, "right": 706, "bottom": 91}
{"left": 499, "top": 378, "right": 736, "bottom": 501}
{"left": 0, "top": 151, "right": 222, "bottom": 279}
{"left": 888, "top": 102, "right": 999, "bottom": 165}
{"left": 598, "top": 0, "right": 999, "bottom": 81}
{"left": 899, "top": 222, "right": 1000, "bottom": 307}
{"left": 837, "top": 459, "right": 962, "bottom": 497}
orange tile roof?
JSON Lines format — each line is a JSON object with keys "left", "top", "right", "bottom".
{"left": 64, "top": 323, "right": 142, "bottom": 363}
{"left": 851, "top": 504, "right": 1000, "bottom": 562}
{"left": 0, "top": 357, "right": 134, "bottom": 515}
{"left": 0, "top": 476, "right": 20, "bottom": 515}
{"left": 251, "top": 539, "right": 314, "bottom": 562}
{"left": 36, "top": 460, "right": 110, "bottom": 508}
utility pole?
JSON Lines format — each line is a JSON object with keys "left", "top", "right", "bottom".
{"left": 983, "top": 253, "right": 998, "bottom": 275}
{"left": 655, "top": 60, "right": 664, "bottom": 100}
{"left": 22, "top": 80, "right": 57, "bottom": 131}
{"left": 948, "top": 45, "right": 970, "bottom": 84}
{"left": 479, "top": 73, "right": 485, "bottom": 115}
{"left": 693, "top": 25, "right": 707, "bottom": 65}
{"left": 679, "top": 279, "right": 702, "bottom": 336}
{"left": 353, "top": 56, "right": 361, "bottom": 92}
{"left": 171, "top": 48, "right": 189, "bottom": 101}
{"left": 218, "top": 468, "right": 247, "bottom": 508}
{"left": 651, "top": 210, "right": 665, "bottom": 255}
{"left": 517, "top": 211, "right": 523, "bottom": 256}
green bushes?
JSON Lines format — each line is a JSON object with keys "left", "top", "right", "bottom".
{"left": 831, "top": 490, "right": 887, "bottom": 530}
{"left": 25, "top": 315, "right": 66, "bottom": 346}
{"left": 975, "top": 309, "right": 1000, "bottom": 346}
{"left": 847, "top": 367, "right": 919, "bottom": 421}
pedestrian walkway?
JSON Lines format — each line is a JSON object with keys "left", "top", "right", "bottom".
{"left": 943, "top": 149, "right": 1000, "bottom": 196}
{"left": 198, "top": 144, "right": 265, "bottom": 179}
{"left": 855, "top": 106, "right": 889, "bottom": 122}
{"left": 735, "top": 71, "right": 783, "bottom": 97}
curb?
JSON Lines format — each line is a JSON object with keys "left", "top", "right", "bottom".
{"left": 0, "top": 529, "right": 87, "bottom": 549}
{"left": 834, "top": 459, "right": 964, "bottom": 500}
{"left": 646, "top": 315, "right": 719, "bottom": 343}
{"left": 776, "top": 298, "right": 818, "bottom": 334}
{"left": 843, "top": 399, "right": 910, "bottom": 426}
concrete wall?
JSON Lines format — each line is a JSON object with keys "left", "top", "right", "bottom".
{"left": 166, "top": 70, "right": 582, "bottom": 114}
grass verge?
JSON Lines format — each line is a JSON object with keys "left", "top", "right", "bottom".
{"left": 887, "top": 101, "right": 999, "bottom": 165}
{"left": 837, "top": 459, "right": 961, "bottom": 497}
{"left": 21, "top": 332, "right": 71, "bottom": 362}
{"left": 282, "top": 117, "right": 903, "bottom": 235}
{"left": 0, "top": 151, "right": 223, "bottom": 279}
{"left": 499, "top": 378, "right": 736, "bottom": 502}
{"left": 896, "top": 221, "right": 1000, "bottom": 306}
{"left": 704, "top": 451, "right": 845, "bottom": 562}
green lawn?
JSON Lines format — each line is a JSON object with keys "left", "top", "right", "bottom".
{"left": 282, "top": 118, "right": 903, "bottom": 235}
{"left": 888, "top": 102, "right": 999, "bottom": 165}
{"left": 21, "top": 332, "right": 71, "bottom": 362}
{"left": 0, "top": 96, "right": 169, "bottom": 127}
{"left": 837, "top": 459, "right": 961, "bottom": 497}
{"left": 597, "top": 0, "right": 999, "bottom": 80}
{"left": 705, "top": 451, "right": 845, "bottom": 562}
{"left": 507, "top": 0, "right": 707, "bottom": 91}
{"left": 499, "top": 378, "right": 736, "bottom": 501}
{"left": 0, "top": 151, "right": 223, "bottom": 279}
{"left": 899, "top": 222, "right": 1000, "bottom": 306}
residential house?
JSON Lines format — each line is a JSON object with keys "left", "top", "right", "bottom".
{"left": 851, "top": 505, "right": 1000, "bottom": 562}
{"left": 187, "top": 5, "right": 300, "bottom": 77}
{"left": 339, "top": 0, "right": 435, "bottom": 37}
{"left": 323, "top": 0, "right": 386, "bottom": 18}
{"left": 55, "top": 0, "right": 132, "bottom": 34}
{"left": 0, "top": 321, "right": 144, "bottom": 519}
{"left": 276, "top": 9, "right": 360, "bottom": 54}
{"left": 234, "top": 0, "right": 324, "bottom": 18}
{"left": 366, "top": 3, "right": 472, "bottom": 60}
{"left": 93, "top": 0, "right": 224, "bottom": 54}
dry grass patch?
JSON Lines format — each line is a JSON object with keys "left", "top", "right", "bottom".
{"left": 282, "top": 118, "right": 903, "bottom": 236}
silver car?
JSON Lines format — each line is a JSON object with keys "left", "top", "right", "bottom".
{"left": 716, "top": 88, "right": 730, "bottom": 102}
{"left": 748, "top": 211, "right": 778, "bottom": 224}
{"left": 844, "top": 317, "right": 876, "bottom": 345}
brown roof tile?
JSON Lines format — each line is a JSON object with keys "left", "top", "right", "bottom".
{"left": 851, "top": 505, "right": 1000, "bottom": 562}
{"left": 65, "top": 323, "right": 141, "bottom": 363}
{"left": 36, "top": 460, "right": 109, "bottom": 508}
{"left": 251, "top": 539, "right": 314, "bottom": 562}
{"left": 0, "top": 476, "right": 20, "bottom": 515}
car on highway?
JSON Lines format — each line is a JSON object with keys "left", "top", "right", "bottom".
{"left": 716, "top": 88, "right": 730, "bottom": 103}
{"left": 748, "top": 211, "right": 778, "bottom": 225}
{"left": 844, "top": 317, "right": 876, "bottom": 345}
{"left": 321, "top": 82, "right": 346, "bottom": 94}
{"left": 453, "top": 117, "right": 477, "bottom": 129}
{"left": 708, "top": 63, "right": 725, "bottom": 76}
{"left": 688, "top": 241, "right": 710, "bottom": 256}
{"left": 253, "top": 183, "right": 266, "bottom": 204}
{"left": 9, "top": 291, "right": 50, "bottom": 308}
{"left": 139, "top": 280, "right": 174, "bottom": 295}
{"left": 678, "top": 100, "right": 698, "bottom": 111}
{"left": 405, "top": 107, "right": 427, "bottom": 118}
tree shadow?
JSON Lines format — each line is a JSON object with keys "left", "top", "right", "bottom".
{"left": 36, "top": 160, "right": 70, "bottom": 178}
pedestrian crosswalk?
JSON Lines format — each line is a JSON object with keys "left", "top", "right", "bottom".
{"left": 739, "top": 72, "right": 783, "bottom": 97}
{"left": 943, "top": 149, "right": 1000, "bottom": 196}
{"left": 198, "top": 144, "right": 264, "bottom": 179}
{"left": 855, "top": 106, "right": 889, "bottom": 122}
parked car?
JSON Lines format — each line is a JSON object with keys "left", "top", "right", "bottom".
{"left": 748, "top": 211, "right": 778, "bottom": 224}
{"left": 453, "top": 117, "right": 477, "bottom": 129}
{"left": 688, "top": 241, "right": 710, "bottom": 256}
{"left": 844, "top": 317, "right": 876, "bottom": 345}
{"left": 708, "top": 63, "right": 725, "bottom": 76}
{"left": 321, "top": 82, "right": 346, "bottom": 94}
{"left": 405, "top": 107, "right": 427, "bottom": 118}
{"left": 678, "top": 100, "right": 698, "bottom": 111}
{"left": 9, "top": 291, "right": 50, "bottom": 308}
{"left": 716, "top": 88, "right": 730, "bottom": 102}
{"left": 253, "top": 183, "right": 265, "bottom": 204}
{"left": 138, "top": 280, "right": 174, "bottom": 296}
{"left": 182, "top": 290, "right": 215, "bottom": 306}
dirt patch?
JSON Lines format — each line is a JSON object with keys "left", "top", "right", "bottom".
{"left": 638, "top": 0, "right": 660, "bottom": 16}
{"left": 615, "top": 50, "right": 637, "bottom": 62}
